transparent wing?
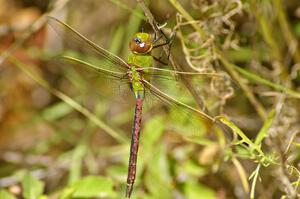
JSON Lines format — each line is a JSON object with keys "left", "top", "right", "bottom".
{"left": 47, "top": 16, "right": 130, "bottom": 72}
{"left": 57, "top": 55, "right": 132, "bottom": 102}
{"left": 141, "top": 67, "right": 224, "bottom": 81}
{"left": 142, "top": 79, "right": 215, "bottom": 122}
{"left": 62, "top": 56, "right": 127, "bottom": 80}
{"left": 47, "top": 16, "right": 135, "bottom": 112}
{"left": 142, "top": 78, "right": 233, "bottom": 136}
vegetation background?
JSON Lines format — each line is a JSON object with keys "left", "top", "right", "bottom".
{"left": 0, "top": 0, "right": 300, "bottom": 198}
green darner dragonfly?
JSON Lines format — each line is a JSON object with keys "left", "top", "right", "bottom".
{"left": 48, "top": 16, "right": 222, "bottom": 198}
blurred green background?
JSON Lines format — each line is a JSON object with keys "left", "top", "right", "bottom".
{"left": 0, "top": 0, "right": 300, "bottom": 198}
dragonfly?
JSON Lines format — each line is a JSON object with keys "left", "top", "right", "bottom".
{"left": 48, "top": 16, "right": 222, "bottom": 198}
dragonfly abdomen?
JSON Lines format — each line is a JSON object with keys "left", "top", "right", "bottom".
{"left": 126, "top": 97, "right": 143, "bottom": 198}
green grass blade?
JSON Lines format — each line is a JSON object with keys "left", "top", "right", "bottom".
{"left": 234, "top": 66, "right": 300, "bottom": 98}
{"left": 250, "top": 163, "right": 261, "bottom": 199}
{"left": 217, "top": 116, "right": 262, "bottom": 154}
{"left": 255, "top": 109, "right": 276, "bottom": 145}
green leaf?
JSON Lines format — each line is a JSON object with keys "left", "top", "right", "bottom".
{"left": 184, "top": 181, "right": 216, "bottom": 199}
{"left": 71, "top": 176, "right": 116, "bottom": 198}
{"left": 0, "top": 190, "right": 17, "bottom": 199}
{"left": 22, "top": 173, "right": 44, "bottom": 199}
{"left": 255, "top": 109, "right": 275, "bottom": 145}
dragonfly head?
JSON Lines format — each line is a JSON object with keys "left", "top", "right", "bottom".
{"left": 129, "top": 32, "right": 153, "bottom": 54}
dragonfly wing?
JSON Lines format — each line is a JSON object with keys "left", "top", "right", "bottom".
{"left": 47, "top": 16, "right": 130, "bottom": 71}
{"left": 142, "top": 79, "right": 214, "bottom": 122}
{"left": 52, "top": 54, "right": 133, "bottom": 111}
{"left": 141, "top": 67, "right": 225, "bottom": 83}
{"left": 62, "top": 55, "right": 128, "bottom": 80}
{"left": 142, "top": 67, "right": 233, "bottom": 115}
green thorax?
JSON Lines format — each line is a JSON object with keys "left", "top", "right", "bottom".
{"left": 128, "top": 52, "right": 152, "bottom": 68}
{"left": 127, "top": 52, "right": 152, "bottom": 99}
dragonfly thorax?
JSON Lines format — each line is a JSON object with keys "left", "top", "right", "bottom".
{"left": 127, "top": 40, "right": 152, "bottom": 99}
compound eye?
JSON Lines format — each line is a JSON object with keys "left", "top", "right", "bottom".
{"left": 134, "top": 37, "right": 142, "bottom": 43}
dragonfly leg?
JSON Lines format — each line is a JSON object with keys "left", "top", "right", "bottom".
{"left": 152, "top": 55, "right": 168, "bottom": 65}
{"left": 152, "top": 28, "right": 176, "bottom": 64}
{"left": 152, "top": 28, "right": 176, "bottom": 49}
{"left": 153, "top": 33, "right": 163, "bottom": 44}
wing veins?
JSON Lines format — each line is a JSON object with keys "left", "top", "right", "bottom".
{"left": 48, "top": 16, "right": 130, "bottom": 71}
{"left": 63, "top": 56, "right": 127, "bottom": 79}
{"left": 142, "top": 67, "right": 223, "bottom": 78}
{"left": 142, "top": 79, "right": 214, "bottom": 122}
